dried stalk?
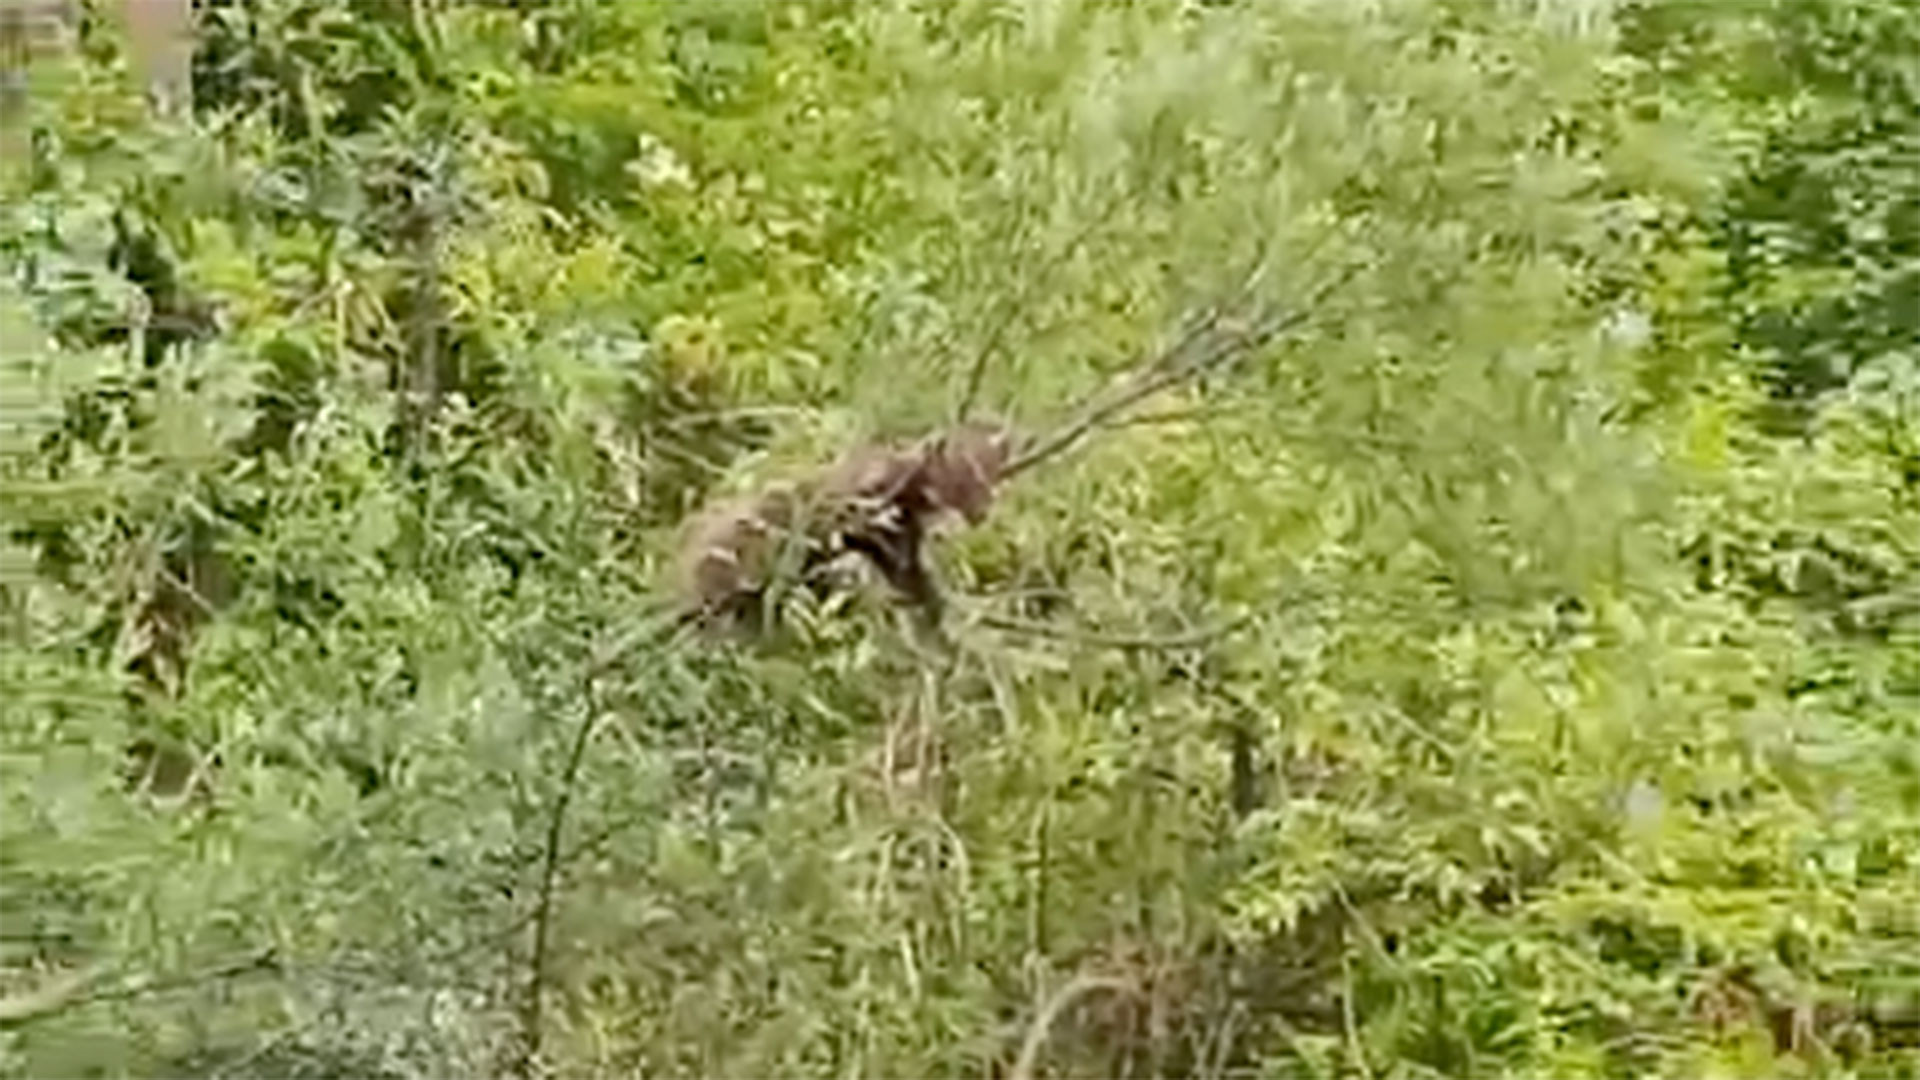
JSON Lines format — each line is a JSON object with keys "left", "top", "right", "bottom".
{"left": 1008, "top": 972, "right": 1142, "bottom": 1080}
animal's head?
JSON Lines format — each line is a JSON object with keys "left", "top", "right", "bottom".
{"left": 924, "top": 422, "right": 1013, "bottom": 524}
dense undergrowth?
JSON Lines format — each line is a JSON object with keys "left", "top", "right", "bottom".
{"left": 1, "top": 1, "right": 1916, "bottom": 1077}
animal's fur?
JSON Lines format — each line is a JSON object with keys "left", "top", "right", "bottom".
{"left": 673, "top": 422, "right": 1012, "bottom": 633}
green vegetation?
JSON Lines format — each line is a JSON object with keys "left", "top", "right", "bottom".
{"left": 2, "top": 1, "right": 1915, "bottom": 1076}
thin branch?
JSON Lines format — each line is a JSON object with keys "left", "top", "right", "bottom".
{"left": 1340, "top": 937, "right": 1374, "bottom": 1080}
{"left": 1004, "top": 256, "right": 1363, "bottom": 480}
{"left": 649, "top": 404, "right": 810, "bottom": 430}
{"left": 156, "top": 563, "right": 219, "bottom": 618}
{"left": 1008, "top": 972, "right": 1141, "bottom": 1080}
{"left": 955, "top": 203, "right": 1115, "bottom": 423}
{"left": 973, "top": 610, "right": 1250, "bottom": 651}
{"left": 1003, "top": 308, "right": 1231, "bottom": 479}
{"left": 515, "top": 639, "right": 622, "bottom": 1077}
{"left": 928, "top": 813, "right": 974, "bottom": 956}
{"left": 1005, "top": 308, "right": 1296, "bottom": 479}
{"left": 1332, "top": 881, "right": 1380, "bottom": 1080}
{"left": 1101, "top": 402, "right": 1254, "bottom": 430}
{"left": 293, "top": 833, "right": 609, "bottom": 993}
{"left": 1202, "top": 1000, "right": 1245, "bottom": 1080}
{"left": 0, "top": 949, "right": 279, "bottom": 1028}
{"left": 643, "top": 428, "right": 737, "bottom": 479}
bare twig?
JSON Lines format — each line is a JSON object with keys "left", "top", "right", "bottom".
{"left": 1008, "top": 972, "right": 1142, "bottom": 1080}
{"left": 156, "top": 562, "right": 220, "bottom": 618}
{"left": 516, "top": 707, "right": 597, "bottom": 1075}
{"left": 1340, "top": 939, "right": 1374, "bottom": 1080}
{"left": 928, "top": 814, "right": 974, "bottom": 956}
{"left": 1002, "top": 311, "right": 1230, "bottom": 480}
{"left": 1202, "top": 1000, "right": 1245, "bottom": 1080}
{"left": 973, "top": 610, "right": 1250, "bottom": 651}
{"left": 955, "top": 203, "right": 1115, "bottom": 423}
{"left": 397, "top": 146, "right": 450, "bottom": 455}
{"left": 649, "top": 404, "right": 810, "bottom": 430}
{"left": 516, "top": 637, "right": 627, "bottom": 1077}
{"left": 1332, "top": 882, "right": 1379, "bottom": 1080}
{"left": 1100, "top": 402, "right": 1254, "bottom": 429}
{"left": 0, "top": 949, "right": 279, "bottom": 1028}
{"left": 643, "top": 428, "right": 737, "bottom": 479}
{"left": 1005, "top": 309, "right": 1293, "bottom": 478}
{"left": 1004, "top": 256, "right": 1363, "bottom": 480}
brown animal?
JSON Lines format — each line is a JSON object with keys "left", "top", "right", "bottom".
{"left": 673, "top": 422, "right": 1013, "bottom": 634}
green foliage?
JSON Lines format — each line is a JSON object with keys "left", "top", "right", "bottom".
{"left": 1620, "top": 0, "right": 1920, "bottom": 430}
{"left": 2, "top": 1, "right": 1916, "bottom": 1077}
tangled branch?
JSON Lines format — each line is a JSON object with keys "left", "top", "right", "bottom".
{"left": 1005, "top": 256, "right": 1363, "bottom": 480}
